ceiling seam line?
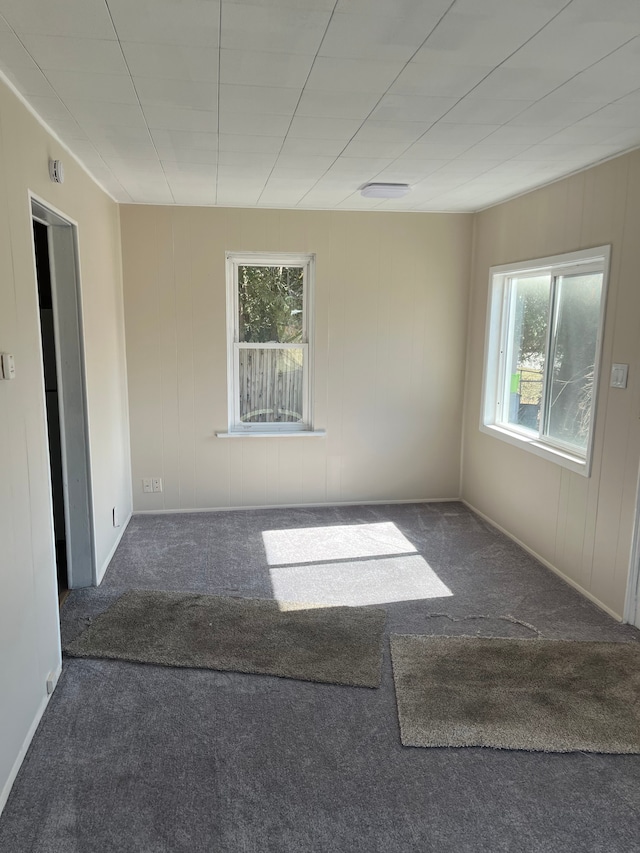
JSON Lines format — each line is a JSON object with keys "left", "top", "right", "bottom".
{"left": 255, "top": 0, "right": 341, "bottom": 206}
{"left": 103, "top": 0, "right": 176, "bottom": 204}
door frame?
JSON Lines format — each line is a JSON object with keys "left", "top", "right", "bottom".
{"left": 30, "top": 193, "right": 95, "bottom": 589}
{"left": 624, "top": 462, "right": 640, "bottom": 626}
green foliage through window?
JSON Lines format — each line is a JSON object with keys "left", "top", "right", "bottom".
{"left": 238, "top": 265, "right": 303, "bottom": 344}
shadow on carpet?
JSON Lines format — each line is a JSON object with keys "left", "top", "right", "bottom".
{"left": 390, "top": 634, "right": 640, "bottom": 753}
{"left": 64, "top": 590, "right": 386, "bottom": 688}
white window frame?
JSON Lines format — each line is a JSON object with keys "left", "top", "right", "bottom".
{"left": 225, "top": 251, "right": 315, "bottom": 435}
{"left": 481, "top": 245, "right": 610, "bottom": 477}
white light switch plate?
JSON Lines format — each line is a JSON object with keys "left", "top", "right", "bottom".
{"left": 1, "top": 352, "right": 16, "bottom": 380}
{"left": 610, "top": 363, "right": 629, "bottom": 389}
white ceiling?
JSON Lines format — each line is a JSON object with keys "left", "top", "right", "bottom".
{"left": 2, "top": 0, "right": 640, "bottom": 211}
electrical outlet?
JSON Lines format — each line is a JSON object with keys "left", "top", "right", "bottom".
{"left": 152, "top": 477, "right": 163, "bottom": 493}
{"left": 142, "top": 478, "right": 153, "bottom": 493}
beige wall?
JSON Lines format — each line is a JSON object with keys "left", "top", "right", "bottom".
{"left": 462, "top": 151, "right": 640, "bottom": 619}
{"left": 121, "top": 206, "right": 472, "bottom": 511}
{"left": 0, "top": 78, "right": 131, "bottom": 809}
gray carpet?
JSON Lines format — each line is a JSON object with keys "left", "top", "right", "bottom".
{"left": 2, "top": 502, "right": 640, "bottom": 853}
{"left": 390, "top": 635, "right": 640, "bottom": 752}
{"left": 64, "top": 589, "right": 386, "bottom": 688}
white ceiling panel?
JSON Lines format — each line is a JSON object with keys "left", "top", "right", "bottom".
{"left": 23, "top": 95, "right": 75, "bottom": 123}
{"left": 1, "top": 65, "right": 56, "bottom": 97}
{"left": 134, "top": 78, "right": 217, "bottom": 111}
{"left": 107, "top": 0, "right": 219, "bottom": 47}
{"left": 599, "top": 128, "right": 640, "bottom": 149}
{"left": 280, "top": 137, "right": 346, "bottom": 156}
{"left": 118, "top": 179, "right": 174, "bottom": 204}
{"left": 440, "top": 98, "right": 532, "bottom": 125}
{"left": 540, "top": 125, "right": 631, "bottom": 146}
{"left": 304, "top": 57, "right": 406, "bottom": 94}
{"left": 217, "top": 165, "right": 271, "bottom": 182}
{"left": 219, "top": 112, "right": 290, "bottom": 137}
{"left": 159, "top": 147, "right": 219, "bottom": 165}
{"left": 121, "top": 42, "right": 218, "bottom": 82}
{"left": 480, "top": 125, "right": 558, "bottom": 145}
{"left": 324, "top": 158, "right": 394, "bottom": 180}
{"left": 2, "top": 0, "right": 640, "bottom": 209}
{"left": 163, "top": 163, "right": 217, "bottom": 183}
{"left": 457, "top": 143, "right": 531, "bottom": 162}
{"left": 0, "top": 0, "right": 115, "bottom": 39}
{"left": 102, "top": 157, "right": 167, "bottom": 178}
{"left": 505, "top": 20, "right": 636, "bottom": 72}
{"left": 217, "top": 150, "right": 277, "bottom": 168}
{"left": 274, "top": 154, "right": 336, "bottom": 172}
{"left": 0, "top": 29, "right": 41, "bottom": 69}
{"left": 318, "top": 12, "right": 437, "bottom": 63}
{"left": 85, "top": 123, "right": 154, "bottom": 145}
{"left": 220, "top": 49, "right": 313, "bottom": 89}
{"left": 21, "top": 35, "right": 128, "bottom": 74}
{"left": 509, "top": 98, "right": 604, "bottom": 127}
{"left": 227, "top": 0, "right": 335, "bottom": 10}
{"left": 398, "top": 141, "right": 470, "bottom": 159}
{"left": 419, "top": 123, "right": 500, "bottom": 146}
{"left": 370, "top": 93, "right": 456, "bottom": 123}
{"left": 340, "top": 139, "right": 408, "bottom": 159}
{"left": 352, "top": 120, "right": 431, "bottom": 145}
{"left": 295, "top": 89, "right": 379, "bottom": 119}
{"left": 220, "top": 4, "right": 330, "bottom": 54}
{"left": 548, "top": 62, "right": 640, "bottom": 104}
{"left": 47, "top": 70, "right": 138, "bottom": 105}
{"left": 390, "top": 60, "right": 493, "bottom": 98}
{"left": 374, "top": 161, "right": 449, "bottom": 183}
{"left": 149, "top": 129, "right": 218, "bottom": 155}
{"left": 142, "top": 106, "right": 217, "bottom": 133}
{"left": 218, "top": 133, "right": 283, "bottom": 153}
{"left": 299, "top": 189, "right": 350, "bottom": 208}
{"left": 287, "top": 116, "right": 362, "bottom": 140}
{"left": 219, "top": 84, "right": 300, "bottom": 116}
{"left": 66, "top": 99, "right": 147, "bottom": 129}
{"left": 46, "top": 118, "right": 89, "bottom": 141}
{"left": 170, "top": 187, "right": 218, "bottom": 205}
{"left": 467, "top": 66, "right": 570, "bottom": 102}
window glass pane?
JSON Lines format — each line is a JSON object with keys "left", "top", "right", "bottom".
{"left": 505, "top": 275, "right": 551, "bottom": 431}
{"left": 239, "top": 348, "right": 304, "bottom": 423}
{"left": 545, "top": 273, "right": 603, "bottom": 450}
{"left": 238, "top": 265, "right": 304, "bottom": 344}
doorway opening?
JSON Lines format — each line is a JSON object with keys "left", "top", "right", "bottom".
{"left": 31, "top": 198, "right": 95, "bottom": 602}
{"left": 34, "top": 220, "right": 67, "bottom": 600}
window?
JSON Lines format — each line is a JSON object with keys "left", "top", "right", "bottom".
{"left": 225, "top": 252, "right": 315, "bottom": 434}
{"left": 481, "top": 246, "right": 609, "bottom": 475}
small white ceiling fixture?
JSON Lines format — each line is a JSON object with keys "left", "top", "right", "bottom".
{"left": 361, "top": 183, "right": 410, "bottom": 199}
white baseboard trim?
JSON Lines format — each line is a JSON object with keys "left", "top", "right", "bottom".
{"left": 0, "top": 660, "right": 62, "bottom": 818}
{"left": 462, "top": 499, "right": 622, "bottom": 623}
{"left": 133, "top": 497, "right": 461, "bottom": 515}
{"left": 95, "top": 509, "right": 133, "bottom": 585}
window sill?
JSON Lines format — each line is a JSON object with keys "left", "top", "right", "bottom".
{"left": 216, "top": 430, "right": 326, "bottom": 439}
{"left": 480, "top": 423, "right": 590, "bottom": 477}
